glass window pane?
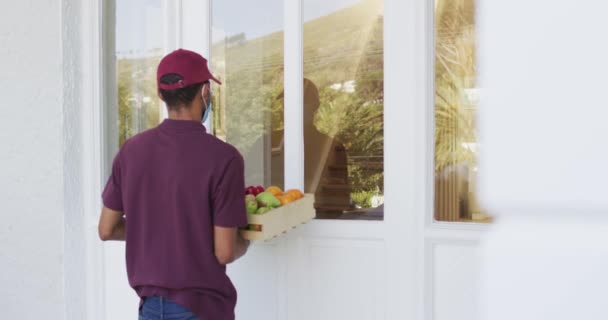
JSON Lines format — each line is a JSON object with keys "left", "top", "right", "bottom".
{"left": 303, "top": 0, "right": 384, "bottom": 220}
{"left": 434, "top": 0, "right": 490, "bottom": 222}
{"left": 211, "top": 0, "right": 285, "bottom": 189}
{"left": 116, "top": 0, "right": 164, "bottom": 147}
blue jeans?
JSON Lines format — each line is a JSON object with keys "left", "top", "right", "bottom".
{"left": 139, "top": 296, "right": 198, "bottom": 320}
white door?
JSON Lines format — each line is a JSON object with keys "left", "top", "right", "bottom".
{"left": 97, "top": 0, "right": 487, "bottom": 319}
{"left": 203, "top": 1, "right": 406, "bottom": 319}
{"left": 199, "top": 0, "right": 427, "bottom": 319}
{"left": 203, "top": 1, "right": 488, "bottom": 320}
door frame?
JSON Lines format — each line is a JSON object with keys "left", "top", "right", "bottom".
{"left": 177, "top": 1, "right": 426, "bottom": 319}
{"left": 78, "top": 0, "right": 108, "bottom": 319}
{"left": 80, "top": 0, "right": 489, "bottom": 319}
{"left": 79, "top": 1, "right": 187, "bottom": 319}
{"left": 422, "top": 0, "right": 489, "bottom": 318}
{"left": 383, "top": 0, "right": 428, "bottom": 317}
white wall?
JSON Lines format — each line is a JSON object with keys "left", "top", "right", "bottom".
{"left": 0, "top": 0, "right": 86, "bottom": 319}
{"left": 478, "top": 1, "right": 608, "bottom": 319}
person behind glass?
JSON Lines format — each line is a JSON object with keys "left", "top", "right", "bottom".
{"left": 274, "top": 79, "right": 351, "bottom": 217}
{"left": 301, "top": 79, "right": 351, "bottom": 217}
{"left": 98, "top": 49, "right": 250, "bottom": 320}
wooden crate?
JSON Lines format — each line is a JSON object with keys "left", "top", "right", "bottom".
{"left": 240, "top": 194, "right": 315, "bottom": 241}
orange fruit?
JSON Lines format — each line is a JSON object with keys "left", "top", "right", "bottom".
{"left": 283, "top": 194, "right": 296, "bottom": 204}
{"left": 283, "top": 190, "right": 297, "bottom": 200}
{"left": 265, "top": 186, "right": 283, "bottom": 197}
{"left": 285, "top": 189, "right": 304, "bottom": 200}
{"left": 280, "top": 194, "right": 295, "bottom": 205}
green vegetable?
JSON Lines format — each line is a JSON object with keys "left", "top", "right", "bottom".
{"left": 256, "top": 192, "right": 281, "bottom": 208}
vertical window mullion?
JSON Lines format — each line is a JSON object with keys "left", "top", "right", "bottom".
{"left": 160, "top": 0, "right": 180, "bottom": 121}
{"left": 181, "top": 0, "right": 212, "bottom": 129}
{"left": 103, "top": 0, "right": 118, "bottom": 176}
{"left": 202, "top": 0, "right": 212, "bottom": 131}
{"left": 284, "top": 0, "right": 304, "bottom": 191}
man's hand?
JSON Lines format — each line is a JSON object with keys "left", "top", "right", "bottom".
{"left": 98, "top": 206, "right": 126, "bottom": 241}
{"left": 214, "top": 226, "right": 250, "bottom": 265}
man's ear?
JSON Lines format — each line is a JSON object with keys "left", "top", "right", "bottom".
{"left": 202, "top": 83, "right": 210, "bottom": 100}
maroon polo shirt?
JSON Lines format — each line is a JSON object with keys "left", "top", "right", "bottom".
{"left": 102, "top": 118, "right": 248, "bottom": 320}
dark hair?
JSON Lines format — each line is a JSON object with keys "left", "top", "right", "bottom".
{"left": 159, "top": 73, "right": 207, "bottom": 109}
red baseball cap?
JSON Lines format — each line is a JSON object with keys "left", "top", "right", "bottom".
{"left": 157, "top": 49, "right": 221, "bottom": 90}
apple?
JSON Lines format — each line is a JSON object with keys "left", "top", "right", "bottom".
{"left": 245, "top": 186, "right": 261, "bottom": 195}
{"left": 255, "top": 185, "right": 265, "bottom": 195}
{"left": 246, "top": 201, "right": 258, "bottom": 214}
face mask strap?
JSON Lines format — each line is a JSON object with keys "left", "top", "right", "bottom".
{"left": 201, "top": 83, "right": 212, "bottom": 123}
{"left": 202, "top": 83, "right": 210, "bottom": 109}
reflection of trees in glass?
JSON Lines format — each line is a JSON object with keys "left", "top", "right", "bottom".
{"left": 435, "top": 0, "right": 489, "bottom": 221}
{"left": 224, "top": 70, "right": 284, "bottom": 154}
{"left": 211, "top": 0, "right": 384, "bottom": 208}
{"left": 435, "top": 0, "right": 476, "bottom": 173}
{"left": 212, "top": 28, "right": 284, "bottom": 155}
{"left": 117, "top": 57, "right": 162, "bottom": 146}
{"left": 309, "top": 0, "right": 384, "bottom": 208}
{"left": 211, "top": 25, "right": 285, "bottom": 185}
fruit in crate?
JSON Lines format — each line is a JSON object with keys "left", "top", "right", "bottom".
{"left": 265, "top": 186, "right": 283, "bottom": 197}
{"left": 256, "top": 192, "right": 281, "bottom": 208}
{"left": 240, "top": 189, "right": 315, "bottom": 241}
{"left": 245, "top": 185, "right": 265, "bottom": 196}
{"left": 277, "top": 194, "right": 295, "bottom": 205}
{"left": 245, "top": 194, "right": 258, "bottom": 214}
{"left": 276, "top": 195, "right": 286, "bottom": 205}
{"left": 284, "top": 189, "right": 304, "bottom": 200}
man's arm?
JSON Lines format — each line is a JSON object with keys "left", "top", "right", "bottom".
{"left": 214, "top": 226, "right": 250, "bottom": 265}
{"left": 98, "top": 206, "right": 126, "bottom": 241}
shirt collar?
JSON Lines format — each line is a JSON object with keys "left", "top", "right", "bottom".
{"left": 159, "top": 118, "right": 207, "bottom": 133}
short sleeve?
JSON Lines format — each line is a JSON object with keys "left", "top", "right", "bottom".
{"left": 212, "top": 155, "right": 248, "bottom": 228}
{"left": 102, "top": 151, "right": 124, "bottom": 212}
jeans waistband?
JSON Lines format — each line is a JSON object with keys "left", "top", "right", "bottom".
{"left": 141, "top": 296, "right": 195, "bottom": 319}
